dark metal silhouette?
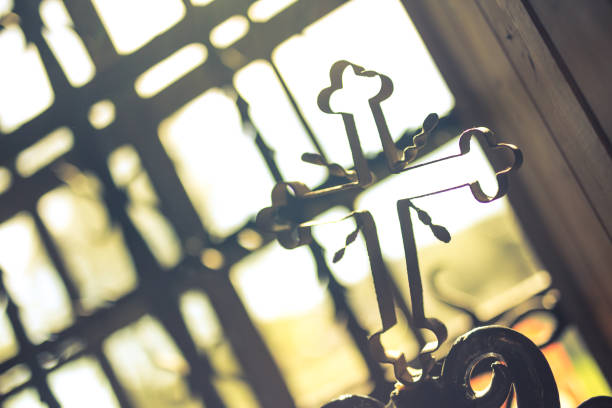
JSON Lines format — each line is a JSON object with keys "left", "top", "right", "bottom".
{"left": 257, "top": 60, "right": 611, "bottom": 407}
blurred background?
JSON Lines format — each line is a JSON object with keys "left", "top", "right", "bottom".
{"left": 0, "top": 0, "right": 611, "bottom": 407}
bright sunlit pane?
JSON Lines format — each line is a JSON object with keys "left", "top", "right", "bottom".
{"left": 15, "top": 127, "right": 73, "bottom": 177}
{"left": 0, "top": 308, "right": 19, "bottom": 362}
{"left": 128, "top": 204, "right": 182, "bottom": 268}
{"left": 354, "top": 136, "right": 542, "bottom": 329}
{"left": 180, "top": 293, "right": 240, "bottom": 372}
{"left": 40, "top": 0, "right": 96, "bottom": 87}
{"left": 273, "top": 0, "right": 454, "bottom": 167}
{"left": 0, "top": 364, "right": 31, "bottom": 395}
{"left": 159, "top": 88, "right": 275, "bottom": 239}
{"left": 108, "top": 146, "right": 159, "bottom": 205}
{"left": 39, "top": 0, "right": 70, "bottom": 27}
{"left": 180, "top": 290, "right": 222, "bottom": 349}
{"left": 210, "top": 15, "right": 249, "bottom": 49}
{"left": 234, "top": 59, "right": 326, "bottom": 188}
{"left": 3, "top": 387, "right": 48, "bottom": 408}
{"left": 179, "top": 291, "right": 260, "bottom": 408}
{"left": 135, "top": 43, "right": 208, "bottom": 98}
{"left": 311, "top": 207, "right": 370, "bottom": 286}
{"left": 108, "top": 146, "right": 183, "bottom": 268}
{"left": 214, "top": 380, "right": 260, "bottom": 408}
{"left": 190, "top": 0, "right": 215, "bottom": 5}
{"left": 0, "top": 167, "right": 12, "bottom": 194}
{"left": 91, "top": 0, "right": 185, "bottom": 54}
{"left": 38, "top": 173, "right": 138, "bottom": 312}
{"left": 48, "top": 357, "right": 119, "bottom": 408}
{"left": 88, "top": 100, "right": 116, "bottom": 129}
{"left": 310, "top": 207, "right": 425, "bottom": 358}
{"left": 0, "top": 213, "right": 73, "bottom": 343}
{"left": 104, "top": 315, "right": 203, "bottom": 408}
{"left": 231, "top": 243, "right": 324, "bottom": 320}
{"left": 356, "top": 136, "right": 504, "bottom": 256}
{"left": 231, "top": 244, "right": 370, "bottom": 405}
{"left": 0, "top": 25, "right": 54, "bottom": 133}
{"left": 248, "top": 0, "right": 297, "bottom": 23}
{"left": 0, "top": 0, "right": 13, "bottom": 16}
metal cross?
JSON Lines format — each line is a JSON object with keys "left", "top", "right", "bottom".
{"left": 256, "top": 60, "right": 522, "bottom": 384}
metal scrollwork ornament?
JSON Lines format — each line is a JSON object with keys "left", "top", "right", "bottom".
{"left": 256, "top": 60, "right": 611, "bottom": 408}
{"left": 324, "top": 326, "right": 612, "bottom": 407}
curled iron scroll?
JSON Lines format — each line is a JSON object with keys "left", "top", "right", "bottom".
{"left": 324, "top": 326, "right": 612, "bottom": 407}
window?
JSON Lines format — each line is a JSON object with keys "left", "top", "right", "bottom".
{"left": 0, "top": 0, "right": 608, "bottom": 407}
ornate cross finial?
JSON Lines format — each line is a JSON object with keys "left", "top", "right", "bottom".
{"left": 256, "top": 60, "right": 522, "bottom": 385}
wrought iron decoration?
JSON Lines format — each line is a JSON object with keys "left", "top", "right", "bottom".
{"left": 256, "top": 61, "right": 612, "bottom": 407}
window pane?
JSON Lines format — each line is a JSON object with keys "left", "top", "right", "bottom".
{"left": 0, "top": 213, "right": 73, "bottom": 343}
{"left": 91, "top": 0, "right": 185, "bottom": 54}
{"left": 15, "top": 127, "right": 73, "bottom": 178}
{"left": 3, "top": 387, "right": 48, "bottom": 408}
{"left": 180, "top": 290, "right": 260, "bottom": 408}
{"left": 38, "top": 171, "right": 138, "bottom": 312}
{"left": 0, "top": 25, "right": 54, "bottom": 133}
{"left": 40, "top": 0, "right": 96, "bottom": 87}
{"left": 103, "top": 315, "right": 203, "bottom": 408}
{"left": 234, "top": 59, "right": 326, "bottom": 188}
{"left": 273, "top": 0, "right": 454, "bottom": 167}
{"left": 0, "top": 307, "right": 19, "bottom": 362}
{"left": 108, "top": 145, "right": 182, "bottom": 268}
{"left": 356, "top": 137, "right": 545, "bottom": 339}
{"left": 48, "top": 356, "right": 120, "bottom": 408}
{"left": 231, "top": 243, "right": 370, "bottom": 406}
{"left": 159, "top": 88, "right": 275, "bottom": 239}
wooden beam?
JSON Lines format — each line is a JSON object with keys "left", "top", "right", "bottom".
{"left": 402, "top": 0, "right": 612, "bottom": 381}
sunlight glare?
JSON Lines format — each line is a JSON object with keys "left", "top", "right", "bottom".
{"left": 16, "top": 127, "right": 73, "bottom": 177}
{"left": 210, "top": 15, "right": 249, "bottom": 49}
{"left": 0, "top": 25, "right": 54, "bottom": 133}
{"left": 135, "top": 43, "right": 208, "bottom": 98}
{"left": 248, "top": 0, "right": 297, "bottom": 23}
{"left": 91, "top": 0, "right": 185, "bottom": 54}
